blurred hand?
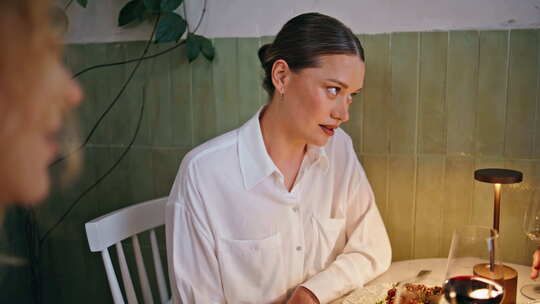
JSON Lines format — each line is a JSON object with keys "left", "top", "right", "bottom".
{"left": 287, "top": 286, "right": 320, "bottom": 304}
{"left": 531, "top": 247, "right": 540, "bottom": 279}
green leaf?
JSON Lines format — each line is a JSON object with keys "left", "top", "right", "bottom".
{"left": 160, "top": 0, "right": 183, "bottom": 12}
{"left": 199, "top": 36, "right": 215, "bottom": 61}
{"left": 76, "top": 0, "right": 88, "bottom": 8}
{"left": 155, "top": 12, "right": 187, "bottom": 43}
{"left": 118, "top": 0, "right": 146, "bottom": 27}
{"left": 144, "top": 0, "right": 161, "bottom": 12}
{"left": 186, "top": 34, "right": 200, "bottom": 62}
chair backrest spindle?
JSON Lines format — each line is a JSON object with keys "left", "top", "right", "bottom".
{"left": 150, "top": 229, "right": 169, "bottom": 303}
{"left": 116, "top": 242, "right": 138, "bottom": 304}
{"left": 101, "top": 249, "right": 126, "bottom": 304}
{"left": 132, "top": 235, "right": 154, "bottom": 304}
{"left": 85, "top": 197, "right": 170, "bottom": 304}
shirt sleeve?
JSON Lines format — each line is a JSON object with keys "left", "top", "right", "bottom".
{"left": 301, "top": 165, "right": 392, "bottom": 303}
{"left": 165, "top": 162, "right": 226, "bottom": 304}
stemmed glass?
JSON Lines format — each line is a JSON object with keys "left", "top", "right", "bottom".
{"left": 521, "top": 189, "right": 540, "bottom": 300}
{"left": 442, "top": 225, "right": 505, "bottom": 304}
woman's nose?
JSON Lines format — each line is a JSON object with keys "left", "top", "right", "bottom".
{"left": 65, "top": 76, "right": 83, "bottom": 109}
{"left": 331, "top": 99, "right": 350, "bottom": 123}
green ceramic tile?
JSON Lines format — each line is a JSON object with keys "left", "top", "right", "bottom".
{"left": 103, "top": 43, "right": 132, "bottom": 146}
{"left": 127, "top": 41, "right": 153, "bottom": 146}
{"left": 505, "top": 30, "right": 538, "bottom": 159}
{"left": 476, "top": 31, "right": 508, "bottom": 157}
{"left": 83, "top": 250, "right": 112, "bottom": 302}
{"left": 341, "top": 35, "right": 365, "bottom": 149}
{"left": 532, "top": 160, "right": 540, "bottom": 190}
{"left": 361, "top": 34, "right": 391, "bottom": 154}
{"left": 441, "top": 157, "right": 474, "bottom": 256}
{"left": 146, "top": 43, "right": 173, "bottom": 147}
{"left": 238, "top": 37, "right": 263, "bottom": 124}
{"left": 413, "top": 156, "right": 445, "bottom": 258}
{"left": 103, "top": 147, "right": 138, "bottom": 213}
{"left": 501, "top": 160, "right": 534, "bottom": 264}
{"left": 192, "top": 50, "right": 217, "bottom": 145}
{"left": 90, "top": 147, "right": 126, "bottom": 216}
{"left": 169, "top": 41, "right": 193, "bottom": 148}
{"left": 446, "top": 31, "right": 479, "bottom": 156}
{"left": 419, "top": 32, "right": 447, "bottom": 155}
{"left": 471, "top": 158, "right": 505, "bottom": 228}
{"left": 91, "top": 43, "right": 125, "bottom": 146}
{"left": 386, "top": 156, "right": 416, "bottom": 261}
{"left": 258, "top": 36, "right": 275, "bottom": 104}
{"left": 64, "top": 44, "right": 86, "bottom": 72}
{"left": 152, "top": 148, "right": 189, "bottom": 198}
{"left": 361, "top": 156, "right": 388, "bottom": 223}
{"left": 82, "top": 43, "right": 109, "bottom": 145}
{"left": 127, "top": 147, "right": 155, "bottom": 203}
{"left": 213, "top": 38, "right": 240, "bottom": 134}
{"left": 390, "top": 32, "right": 419, "bottom": 154}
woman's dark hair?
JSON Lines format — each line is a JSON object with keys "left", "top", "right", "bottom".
{"left": 258, "top": 12, "right": 365, "bottom": 96}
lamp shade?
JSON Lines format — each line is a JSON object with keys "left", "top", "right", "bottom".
{"left": 474, "top": 168, "right": 523, "bottom": 184}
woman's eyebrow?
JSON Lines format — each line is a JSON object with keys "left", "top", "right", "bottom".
{"left": 325, "top": 78, "right": 349, "bottom": 88}
{"left": 326, "top": 78, "right": 363, "bottom": 93}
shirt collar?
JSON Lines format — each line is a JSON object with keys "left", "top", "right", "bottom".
{"left": 238, "top": 107, "right": 280, "bottom": 190}
{"left": 238, "top": 107, "right": 330, "bottom": 190}
{"left": 306, "top": 144, "right": 329, "bottom": 174}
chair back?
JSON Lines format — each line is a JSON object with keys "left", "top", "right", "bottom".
{"left": 85, "top": 197, "right": 170, "bottom": 304}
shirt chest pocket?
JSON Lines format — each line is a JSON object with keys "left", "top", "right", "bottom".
{"left": 311, "top": 217, "right": 346, "bottom": 271}
{"left": 217, "top": 232, "right": 287, "bottom": 303}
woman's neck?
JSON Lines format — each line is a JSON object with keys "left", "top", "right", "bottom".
{"left": 260, "top": 103, "right": 306, "bottom": 162}
{"left": 259, "top": 102, "right": 306, "bottom": 191}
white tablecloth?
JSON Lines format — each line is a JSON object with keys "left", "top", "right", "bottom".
{"left": 333, "top": 258, "right": 536, "bottom": 304}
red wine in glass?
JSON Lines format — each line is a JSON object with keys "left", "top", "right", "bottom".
{"left": 443, "top": 275, "right": 504, "bottom": 304}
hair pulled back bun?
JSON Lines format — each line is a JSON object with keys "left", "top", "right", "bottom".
{"left": 258, "top": 12, "right": 364, "bottom": 97}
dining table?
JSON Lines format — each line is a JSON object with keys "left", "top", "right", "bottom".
{"left": 332, "top": 258, "right": 537, "bottom": 304}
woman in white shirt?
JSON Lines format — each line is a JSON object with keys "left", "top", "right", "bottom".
{"left": 166, "top": 12, "right": 391, "bottom": 304}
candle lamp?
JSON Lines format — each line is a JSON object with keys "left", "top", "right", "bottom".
{"left": 473, "top": 168, "right": 523, "bottom": 304}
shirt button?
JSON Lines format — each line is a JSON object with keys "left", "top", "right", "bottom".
{"left": 296, "top": 246, "right": 302, "bottom": 251}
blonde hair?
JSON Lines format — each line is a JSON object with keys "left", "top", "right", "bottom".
{"left": 0, "top": 0, "right": 59, "bottom": 117}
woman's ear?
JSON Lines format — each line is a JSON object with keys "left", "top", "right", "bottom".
{"left": 271, "top": 59, "right": 290, "bottom": 95}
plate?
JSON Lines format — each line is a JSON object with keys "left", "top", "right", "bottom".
{"left": 342, "top": 283, "right": 394, "bottom": 304}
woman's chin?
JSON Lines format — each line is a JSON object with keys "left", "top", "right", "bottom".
{"left": 20, "top": 177, "right": 50, "bottom": 205}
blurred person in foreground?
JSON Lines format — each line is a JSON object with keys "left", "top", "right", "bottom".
{"left": 0, "top": 0, "right": 82, "bottom": 209}
{"left": 166, "top": 12, "right": 391, "bottom": 304}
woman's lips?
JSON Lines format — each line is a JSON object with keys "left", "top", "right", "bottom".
{"left": 320, "top": 125, "right": 335, "bottom": 136}
{"left": 46, "top": 134, "right": 59, "bottom": 160}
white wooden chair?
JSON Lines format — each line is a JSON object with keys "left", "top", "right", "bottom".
{"left": 85, "top": 197, "right": 170, "bottom": 304}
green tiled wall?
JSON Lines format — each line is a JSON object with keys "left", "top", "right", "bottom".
{"left": 1, "top": 29, "right": 539, "bottom": 304}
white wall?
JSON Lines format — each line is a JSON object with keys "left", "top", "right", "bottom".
{"left": 61, "top": 0, "right": 540, "bottom": 43}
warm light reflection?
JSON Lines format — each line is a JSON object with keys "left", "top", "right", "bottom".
{"left": 469, "top": 288, "right": 502, "bottom": 299}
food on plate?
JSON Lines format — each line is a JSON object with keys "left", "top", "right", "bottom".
{"left": 384, "top": 283, "right": 443, "bottom": 304}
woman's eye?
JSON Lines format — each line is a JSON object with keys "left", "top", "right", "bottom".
{"left": 327, "top": 87, "right": 340, "bottom": 96}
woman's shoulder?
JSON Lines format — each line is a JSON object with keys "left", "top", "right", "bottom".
{"left": 181, "top": 129, "right": 240, "bottom": 170}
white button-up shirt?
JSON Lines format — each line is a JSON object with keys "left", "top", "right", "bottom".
{"left": 165, "top": 109, "right": 391, "bottom": 304}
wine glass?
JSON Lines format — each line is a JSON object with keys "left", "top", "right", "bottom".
{"left": 442, "top": 225, "right": 505, "bottom": 304}
{"left": 521, "top": 189, "right": 540, "bottom": 300}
